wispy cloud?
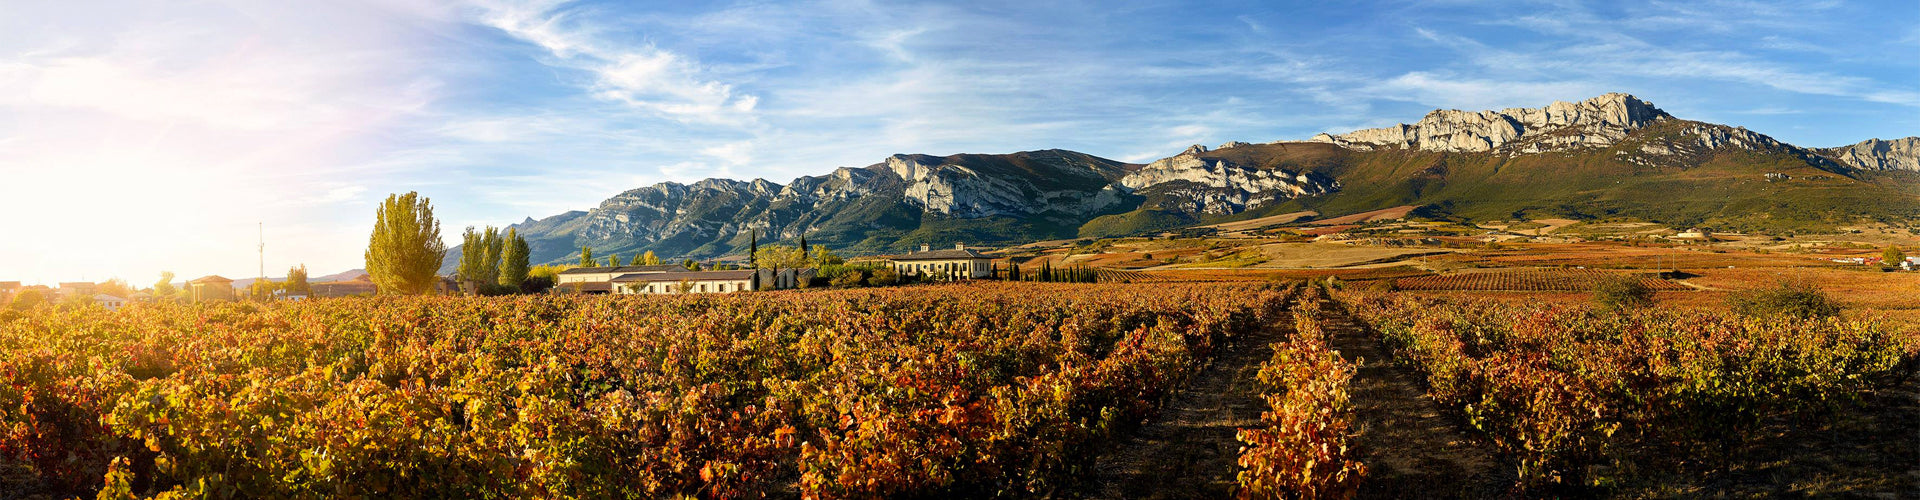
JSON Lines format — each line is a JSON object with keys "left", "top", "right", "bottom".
{"left": 469, "top": 0, "right": 759, "bottom": 124}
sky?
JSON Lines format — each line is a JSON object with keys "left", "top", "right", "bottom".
{"left": 1, "top": 0, "right": 1916, "bottom": 285}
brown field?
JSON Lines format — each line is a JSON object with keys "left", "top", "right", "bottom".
{"left": 1393, "top": 268, "right": 1691, "bottom": 292}
{"left": 1308, "top": 205, "right": 1416, "bottom": 225}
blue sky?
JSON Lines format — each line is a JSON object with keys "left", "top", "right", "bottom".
{"left": 2, "top": 0, "right": 1916, "bottom": 283}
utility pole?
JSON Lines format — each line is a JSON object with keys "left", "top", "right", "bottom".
{"left": 258, "top": 222, "right": 265, "bottom": 282}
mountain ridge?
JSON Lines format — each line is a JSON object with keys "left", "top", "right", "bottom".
{"left": 446, "top": 93, "right": 1919, "bottom": 271}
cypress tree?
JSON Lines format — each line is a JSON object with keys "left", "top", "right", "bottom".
{"left": 799, "top": 234, "right": 810, "bottom": 254}
{"left": 748, "top": 229, "right": 759, "bottom": 268}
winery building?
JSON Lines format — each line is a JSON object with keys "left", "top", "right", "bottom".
{"left": 889, "top": 244, "right": 993, "bottom": 279}
{"left": 612, "top": 269, "right": 799, "bottom": 295}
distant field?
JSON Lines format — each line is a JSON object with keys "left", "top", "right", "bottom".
{"left": 1392, "top": 268, "right": 1691, "bottom": 292}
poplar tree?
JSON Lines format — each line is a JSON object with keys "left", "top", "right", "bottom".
{"left": 365, "top": 192, "right": 446, "bottom": 295}
{"left": 498, "top": 228, "right": 530, "bottom": 289}
{"left": 286, "top": 265, "right": 311, "bottom": 296}
{"left": 579, "top": 247, "right": 595, "bottom": 267}
{"left": 642, "top": 251, "right": 660, "bottom": 266}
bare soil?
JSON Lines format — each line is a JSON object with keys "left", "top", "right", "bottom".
{"left": 1313, "top": 291, "right": 1513, "bottom": 499}
{"left": 1080, "top": 298, "right": 1287, "bottom": 499}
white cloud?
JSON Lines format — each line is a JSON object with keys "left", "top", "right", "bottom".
{"left": 470, "top": 0, "right": 759, "bottom": 124}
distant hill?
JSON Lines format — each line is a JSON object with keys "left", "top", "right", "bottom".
{"left": 444, "top": 93, "right": 1919, "bottom": 270}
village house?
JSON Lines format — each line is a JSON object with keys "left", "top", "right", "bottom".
{"left": 187, "top": 276, "right": 236, "bottom": 302}
{"left": 93, "top": 294, "right": 128, "bottom": 311}
{"left": 613, "top": 269, "right": 801, "bottom": 295}
{"left": 889, "top": 243, "right": 994, "bottom": 279}
{"left": 309, "top": 273, "right": 377, "bottom": 298}
{"left": 0, "top": 281, "right": 18, "bottom": 303}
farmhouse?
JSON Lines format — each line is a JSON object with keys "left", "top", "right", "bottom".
{"left": 186, "top": 276, "right": 236, "bottom": 302}
{"left": 889, "top": 243, "right": 993, "bottom": 279}
{"left": 613, "top": 269, "right": 798, "bottom": 294}
{"left": 93, "top": 294, "right": 128, "bottom": 311}
{"left": 311, "top": 273, "right": 377, "bottom": 298}
{"left": 0, "top": 281, "right": 18, "bottom": 302}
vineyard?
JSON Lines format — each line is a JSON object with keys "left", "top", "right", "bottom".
{"left": 1391, "top": 268, "right": 1690, "bottom": 292}
{"left": 1331, "top": 288, "right": 1920, "bottom": 492}
{"left": 4, "top": 280, "right": 1915, "bottom": 497}
{"left": 0, "top": 282, "right": 1324, "bottom": 498}
{"left": 1092, "top": 269, "right": 1178, "bottom": 284}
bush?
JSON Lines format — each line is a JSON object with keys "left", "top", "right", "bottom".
{"left": 868, "top": 268, "right": 900, "bottom": 286}
{"left": 1591, "top": 275, "right": 1654, "bottom": 311}
{"left": 1728, "top": 278, "right": 1842, "bottom": 319}
{"left": 829, "top": 270, "right": 866, "bottom": 288}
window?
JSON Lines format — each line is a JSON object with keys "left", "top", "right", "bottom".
{"left": 700, "top": 284, "right": 708, "bottom": 293}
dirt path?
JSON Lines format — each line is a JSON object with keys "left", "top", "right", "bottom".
{"left": 1312, "top": 291, "right": 1512, "bottom": 499}
{"left": 1080, "top": 295, "right": 1294, "bottom": 499}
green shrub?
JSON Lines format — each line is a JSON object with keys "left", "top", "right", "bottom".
{"left": 868, "top": 268, "right": 900, "bottom": 287}
{"left": 1591, "top": 275, "right": 1654, "bottom": 311}
{"left": 829, "top": 270, "right": 867, "bottom": 288}
{"left": 1728, "top": 278, "right": 1842, "bottom": 319}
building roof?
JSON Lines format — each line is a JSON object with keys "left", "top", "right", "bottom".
{"left": 92, "top": 294, "right": 127, "bottom": 302}
{"left": 60, "top": 282, "right": 96, "bottom": 288}
{"left": 557, "top": 265, "right": 687, "bottom": 275}
{"left": 189, "top": 275, "right": 234, "bottom": 284}
{"left": 889, "top": 249, "right": 991, "bottom": 261}
{"left": 0, "top": 281, "right": 19, "bottom": 289}
{"left": 612, "top": 270, "right": 758, "bottom": 283}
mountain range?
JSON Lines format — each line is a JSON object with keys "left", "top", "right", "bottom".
{"left": 444, "top": 93, "right": 1920, "bottom": 271}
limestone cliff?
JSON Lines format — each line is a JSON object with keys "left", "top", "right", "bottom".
{"left": 1819, "top": 137, "right": 1920, "bottom": 171}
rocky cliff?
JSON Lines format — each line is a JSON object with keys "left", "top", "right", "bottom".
{"left": 1308, "top": 93, "right": 1672, "bottom": 153}
{"left": 1120, "top": 143, "right": 1338, "bottom": 214}
{"left": 1819, "top": 137, "right": 1920, "bottom": 171}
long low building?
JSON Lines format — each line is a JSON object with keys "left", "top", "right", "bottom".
{"left": 889, "top": 243, "right": 994, "bottom": 279}
{"left": 556, "top": 265, "right": 690, "bottom": 285}
{"left": 613, "top": 269, "right": 801, "bottom": 294}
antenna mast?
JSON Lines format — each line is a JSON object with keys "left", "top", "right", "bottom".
{"left": 258, "top": 222, "right": 265, "bottom": 281}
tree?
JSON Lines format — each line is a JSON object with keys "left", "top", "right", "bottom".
{"left": 456, "top": 227, "right": 492, "bottom": 288}
{"left": 246, "top": 280, "right": 281, "bottom": 301}
{"left": 8, "top": 289, "right": 45, "bottom": 311}
{"left": 498, "top": 229, "right": 530, "bottom": 289}
{"left": 799, "top": 234, "right": 810, "bottom": 254}
{"left": 810, "top": 246, "right": 844, "bottom": 266}
{"left": 286, "top": 265, "right": 311, "bottom": 297}
{"left": 747, "top": 229, "right": 759, "bottom": 268}
{"left": 153, "top": 272, "right": 177, "bottom": 298}
{"left": 478, "top": 227, "right": 503, "bottom": 285}
{"left": 1884, "top": 245, "right": 1907, "bottom": 268}
{"left": 642, "top": 251, "right": 661, "bottom": 266}
{"left": 365, "top": 192, "right": 446, "bottom": 295}
{"left": 683, "top": 259, "right": 700, "bottom": 271}
{"left": 96, "top": 279, "right": 132, "bottom": 299}
{"left": 755, "top": 245, "right": 809, "bottom": 272}
{"left": 607, "top": 256, "right": 620, "bottom": 267}
{"left": 579, "top": 247, "right": 595, "bottom": 267}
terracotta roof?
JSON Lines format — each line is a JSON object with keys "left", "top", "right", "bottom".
{"left": 0, "top": 281, "right": 19, "bottom": 289}
{"left": 889, "top": 249, "right": 991, "bottom": 261}
{"left": 558, "top": 265, "right": 687, "bottom": 275}
{"left": 189, "top": 275, "right": 233, "bottom": 284}
{"left": 612, "top": 270, "right": 758, "bottom": 283}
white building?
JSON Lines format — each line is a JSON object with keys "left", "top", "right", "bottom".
{"left": 889, "top": 243, "right": 994, "bottom": 279}
{"left": 613, "top": 269, "right": 799, "bottom": 294}
{"left": 92, "top": 294, "right": 128, "bottom": 311}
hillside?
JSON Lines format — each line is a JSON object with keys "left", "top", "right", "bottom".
{"left": 450, "top": 93, "right": 1920, "bottom": 270}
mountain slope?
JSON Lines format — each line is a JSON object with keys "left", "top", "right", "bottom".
{"left": 453, "top": 93, "right": 1918, "bottom": 269}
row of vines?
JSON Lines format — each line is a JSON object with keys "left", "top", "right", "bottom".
{"left": 1330, "top": 288, "right": 1920, "bottom": 490}
{"left": 1, "top": 282, "right": 1301, "bottom": 498}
